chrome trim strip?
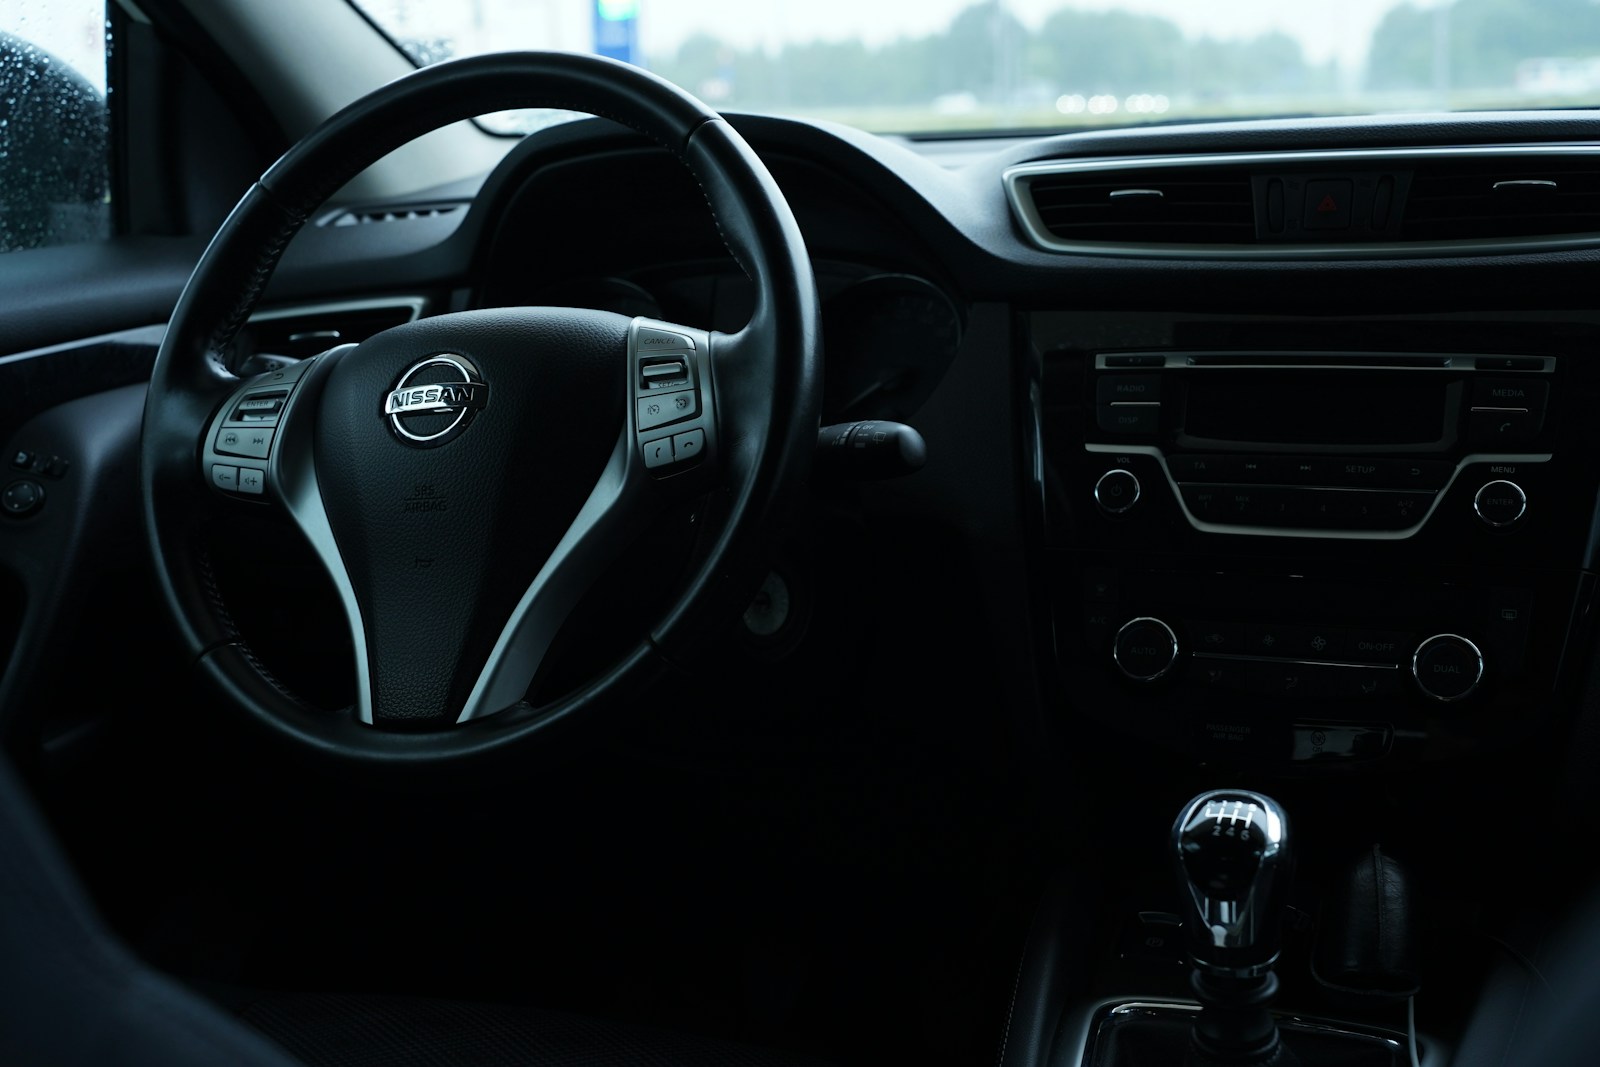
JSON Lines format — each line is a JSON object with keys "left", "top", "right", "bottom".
{"left": 1192, "top": 653, "right": 1402, "bottom": 671}
{"left": 456, "top": 429, "right": 639, "bottom": 722}
{"left": 245, "top": 295, "right": 428, "bottom": 323}
{"left": 456, "top": 317, "right": 717, "bottom": 723}
{"left": 1083, "top": 443, "right": 1552, "bottom": 540}
{"left": 1060, "top": 998, "right": 1427, "bottom": 1067}
{"left": 1004, "top": 146, "right": 1600, "bottom": 259}
{"left": 269, "top": 346, "right": 376, "bottom": 724}
{"left": 1093, "top": 351, "right": 1555, "bottom": 372}
{"left": 0, "top": 323, "right": 167, "bottom": 366}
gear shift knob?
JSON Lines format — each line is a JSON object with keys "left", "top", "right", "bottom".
{"left": 1173, "top": 789, "right": 1291, "bottom": 978}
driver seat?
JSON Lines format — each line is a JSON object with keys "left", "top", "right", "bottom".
{"left": 0, "top": 753, "right": 827, "bottom": 1066}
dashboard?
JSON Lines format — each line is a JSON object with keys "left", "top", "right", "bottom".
{"left": 417, "top": 109, "right": 1600, "bottom": 781}
{"left": 9, "top": 108, "right": 1600, "bottom": 773}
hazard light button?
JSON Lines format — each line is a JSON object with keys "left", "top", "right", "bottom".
{"left": 1303, "top": 179, "right": 1353, "bottom": 230}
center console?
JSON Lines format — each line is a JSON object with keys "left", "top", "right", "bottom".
{"left": 1032, "top": 310, "right": 1600, "bottom": 770}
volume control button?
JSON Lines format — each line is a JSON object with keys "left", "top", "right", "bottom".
{"left": 1095, "top": 469, "right": 1141, "bottom": 515}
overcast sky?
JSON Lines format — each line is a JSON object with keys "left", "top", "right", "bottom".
{"left": 635, "top": 0, "right": 1407, "bottom": 70}
{"left": 358, "top": 0, "right": 1413, "bottom": 73}
{"left": 3, "top": 0, "right": 1423, "bottom": 95}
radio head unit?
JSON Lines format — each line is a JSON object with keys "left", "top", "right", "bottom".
{"left": 1079, "top": 351, "right": 1554, "bottom": 538}
{"left": 1093, "top": 351, "right": 1552, "bottom": 454}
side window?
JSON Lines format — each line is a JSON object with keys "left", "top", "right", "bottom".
{"left": 0, "top": 2, "right": 110, "bottom": 253}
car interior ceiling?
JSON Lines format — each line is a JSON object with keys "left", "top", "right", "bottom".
{"left": 4, "top": 3, "right": 1600, "bottom": 1067}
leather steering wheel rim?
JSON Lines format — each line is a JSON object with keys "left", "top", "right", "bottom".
{"left": 140, "top": 52, "right": 820, "bottom": 764}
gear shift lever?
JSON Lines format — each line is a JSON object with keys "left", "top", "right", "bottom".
{"left": 1173, "top": 790, "right": 1297, "bottom": 1066}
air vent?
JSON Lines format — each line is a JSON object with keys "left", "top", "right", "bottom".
{"left": 233, "top": 298, "right": 427, "bottom": 365}
{"left": 320, "top": 201, "right": 467, "bottom": 227}
{"left": 1006, "top": 147, "right": 1600, "bottom": 259}
{"left": 1402, "top": 157, "right": 1600, "bottom": 241}
{"left": 1024, "top": 166, "right": 1255, "bottom": 244}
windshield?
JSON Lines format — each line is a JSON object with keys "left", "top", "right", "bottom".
{"left": 350, "top": 0, "right": 1600, "bottom": 135}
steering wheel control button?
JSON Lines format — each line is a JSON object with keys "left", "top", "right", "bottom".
{"left": 1412, "top": 634, "right": 1485, "bottom": 702}
{"left": 637, "top": 390, "right": 698, "bottom": 431}
{"left": 672, "top": 429, "right": 705, "bottom": 462}
{"left": 210, "top": 465, "right": 240, "bottom": 492}
{"left": 639, "top": 359, "right": 690, "bottom": 389}
{"left": 233, "top": 393, "right": 286, "bottom": 421}
{"left": 237, "top": 467, "right": 267, "bottom": 495}
{"left": 642, "top": 438, "right": 675, "bottom": 469}
{"left": 1113, "top": 617, "right": 1180, "bottom": 682}
{"left": 215, "top": 426, "right": 274, "bottom": 459}
{"left": 1473, "top": 480, "right": 1527, "bottom": 528}
{"left": 10, "top": 450, "right": 33, "bottom": 469}
{"left": 1094, "top": 469, "right": 1141, "bottom": 515}
{"left": 635, "top": 326, "right": 696, "bottom": 353}
{"left": 2, "top": 479, "right": 44, "bottom": 517}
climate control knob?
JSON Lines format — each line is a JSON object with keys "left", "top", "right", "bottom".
{"left": 1474, "top": 480, "right": 1526, "bottom": 528}
{"left": 1113, "top": 617, "right": 1180, "bottom": 682}
{"left": 1412, "top": 634, "right": 1484, "bottom": 702}
{"left": 1094, "top": 469, "right": 1141, "bottom": 515}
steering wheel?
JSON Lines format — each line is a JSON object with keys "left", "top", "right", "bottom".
{"left": 140, "top": 53, "right": 821, "bottom": 763}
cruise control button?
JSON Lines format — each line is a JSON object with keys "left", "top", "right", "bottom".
{"left": 635, "top": 326, "right": 696, "bottom": 352}
{"left": 216, "top": 426, "right": 274, "bottom": 459}
{"left": 237, "top": 467, "right": 266, "bottom": 495}
{"left": 671, "top": 428, "right": 705, "bottom": 462}
{"left": 639, "top": 359, "right": 690, "bottom": 389}
{"left": 637, "top": 389, "right": 698, "bottom": 431}
{"left": 642, "top": 438, "right": 675, "bottom": 469}
{"left": 211, "top": 465, "right": 240, "bottom": 492}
